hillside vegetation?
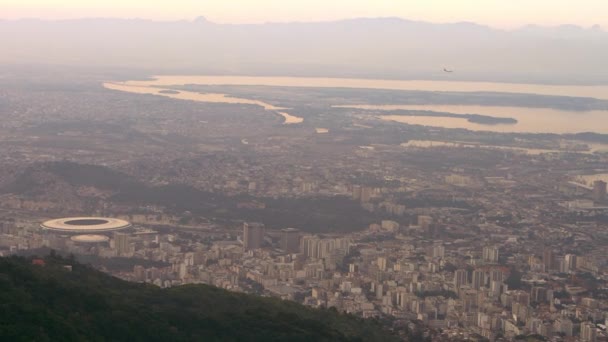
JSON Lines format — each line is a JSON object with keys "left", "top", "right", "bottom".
{"left": 0, "top": 255, "right": 398, "bottom": 341}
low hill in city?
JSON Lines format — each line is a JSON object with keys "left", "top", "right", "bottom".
{"left": 2, "top": 161, "right": 391, "bottom": 232}
{"left": 0, "top": 255, "right": 398, "bottom": 341}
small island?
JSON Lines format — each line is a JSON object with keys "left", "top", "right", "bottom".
{"left": 467, "top": 114, "right": 518, "bottom": 125}
{"left": 158, "top": 89, "right": 181, "bottom": 94}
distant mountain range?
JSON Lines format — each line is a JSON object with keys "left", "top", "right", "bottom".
{"left": 1, "top": 17, "right": 607, "bottom": 84}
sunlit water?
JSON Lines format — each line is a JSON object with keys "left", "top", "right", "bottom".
{"left": 105, "top": 76, "right": 608, "bottom": 133}
{"left": 123, "top": 75, "right": 608, "bottom": 100}
{"left": 103, "top": 82, "right": 303, "bottom": 124}
{"left": 338, "top": 104, "right": 608, "bottom": 134}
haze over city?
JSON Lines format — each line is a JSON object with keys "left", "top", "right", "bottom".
{"left": 3, "top": 0, "right": 608, "bottom": 29}
{"left": 1, "top": 1, "right": 608, "bottom": 341}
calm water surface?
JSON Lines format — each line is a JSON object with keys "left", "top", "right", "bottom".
{"left": 342, "top": 104, "right": 608, "bottom": 134}
{"left": 126, "top": 75, "right": 608, "bottom": 100}
{"left": 103, "top": 82, "right": 303, "bottom": 124}
{"left": 106, "top": 76, "right": 608, "bottom": 132}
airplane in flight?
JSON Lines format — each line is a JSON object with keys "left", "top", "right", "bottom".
{"left": 443, "top": 68, "right": 454, "bottom": 73}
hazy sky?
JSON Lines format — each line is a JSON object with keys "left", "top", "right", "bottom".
{"left": 2, "top": 0, "right": 607, "bottom": 29}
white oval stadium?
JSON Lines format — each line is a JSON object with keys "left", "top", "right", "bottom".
{"left": 70, "top": 234, "right": 111, "bottom": 243}
{"left": 41, "top": 217, "right": 131, "bottom": 233}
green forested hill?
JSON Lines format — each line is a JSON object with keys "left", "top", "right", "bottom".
{"left": 0, "top": 255, "right": 398, "bottom": 342}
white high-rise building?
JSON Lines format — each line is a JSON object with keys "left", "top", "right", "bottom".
{"left": 377, "top": 257, "right": 387, "bottom": 271}
{"left": 564, "top": 254, "right": 577, "bottom": 273}
{"left": 482, "top": 246, "right": 499, "bottom": 263}
{"left": 300, "top": 235, "right": 351, "bottom": 261}
{"left": 432, "top": 245, "right": 445, "bottom": 258}
{"left": 472, "top": 270, "right": 485, "bottom": 290}
{"left": 490, "top": 269, "right": 503, "bottom": 282}
{"left": 581, "top": 322, "right": 597, "bottom": 342}
{"left": 454, "top": 269, "right": 468, "bottom": 289}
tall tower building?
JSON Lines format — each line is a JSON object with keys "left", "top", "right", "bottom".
{"left": 592, "top": 180, "right": 607, "bottom": 202}
{"left": 299, "top": 235, "right": 350, "bottom": 261}
{"left": 351, "top": 185, "right": 362, "bottom": 200}
{"left": 360, "top": 187, "right": 373, "bottom": 203}
{"left": 482, "top": 246, "right": 499, "bottom": 264}
{"left": 377, "top": 257, "right": 387, "bottom": 271}
{"left": 543, "top": 248, "right": 555, "bottom": 272}
{"left": 114, "top": 232, "right": 131, "bottom": 256}
{"left": 317, "top": 239, "right": 336, "bottom": 259}
{"left": 581, "top": 322, "right": 597, "bottom": 342}
{"left": 432, "top": 244, "right": 445, "bottom": 258}
{"left": 243, "top": 222, "right": 265, "bottom": 251}
{"left": 564, "top": 254, "right": 577, "bottom": 273}
{"left": 472, "top": 269, "right": 486, "bottom": 290}
{"left": 454, "top": 269, "right": 468, "bottom": 289}
{"left": 490, "top": 280, "right": 504, "bottom": 298}
{"left": 280, "top": 228, "right": 300, "bottom": 253}
{"left": 490, "top": 268, "right": 504, "bottom": 282}
{"left": 300, "top": 235, "right": 319, "bottom": 258}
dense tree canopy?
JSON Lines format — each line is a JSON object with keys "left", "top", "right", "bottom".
{"left": 0, "top": 255, "right": 397, "bottom": 342}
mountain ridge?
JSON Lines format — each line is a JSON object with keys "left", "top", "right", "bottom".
{"left": 1, "top": 17, "right": 607, "bottom": 84}
{"left": 0, "top": 254, "right": 401, "bottom": 341}
{"left": 1, "top": 16, "right": 604, "bottom": 34}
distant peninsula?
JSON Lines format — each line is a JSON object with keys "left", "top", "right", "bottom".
{"left": 158, "top": 89, "right": 181, "bottom": 94}
{"left": 379, "top": 110, "right": 518, "bottom": 125}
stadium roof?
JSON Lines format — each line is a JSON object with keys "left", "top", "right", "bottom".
{"left": 41, "top": 217, "right": 131, "bottom": 233}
